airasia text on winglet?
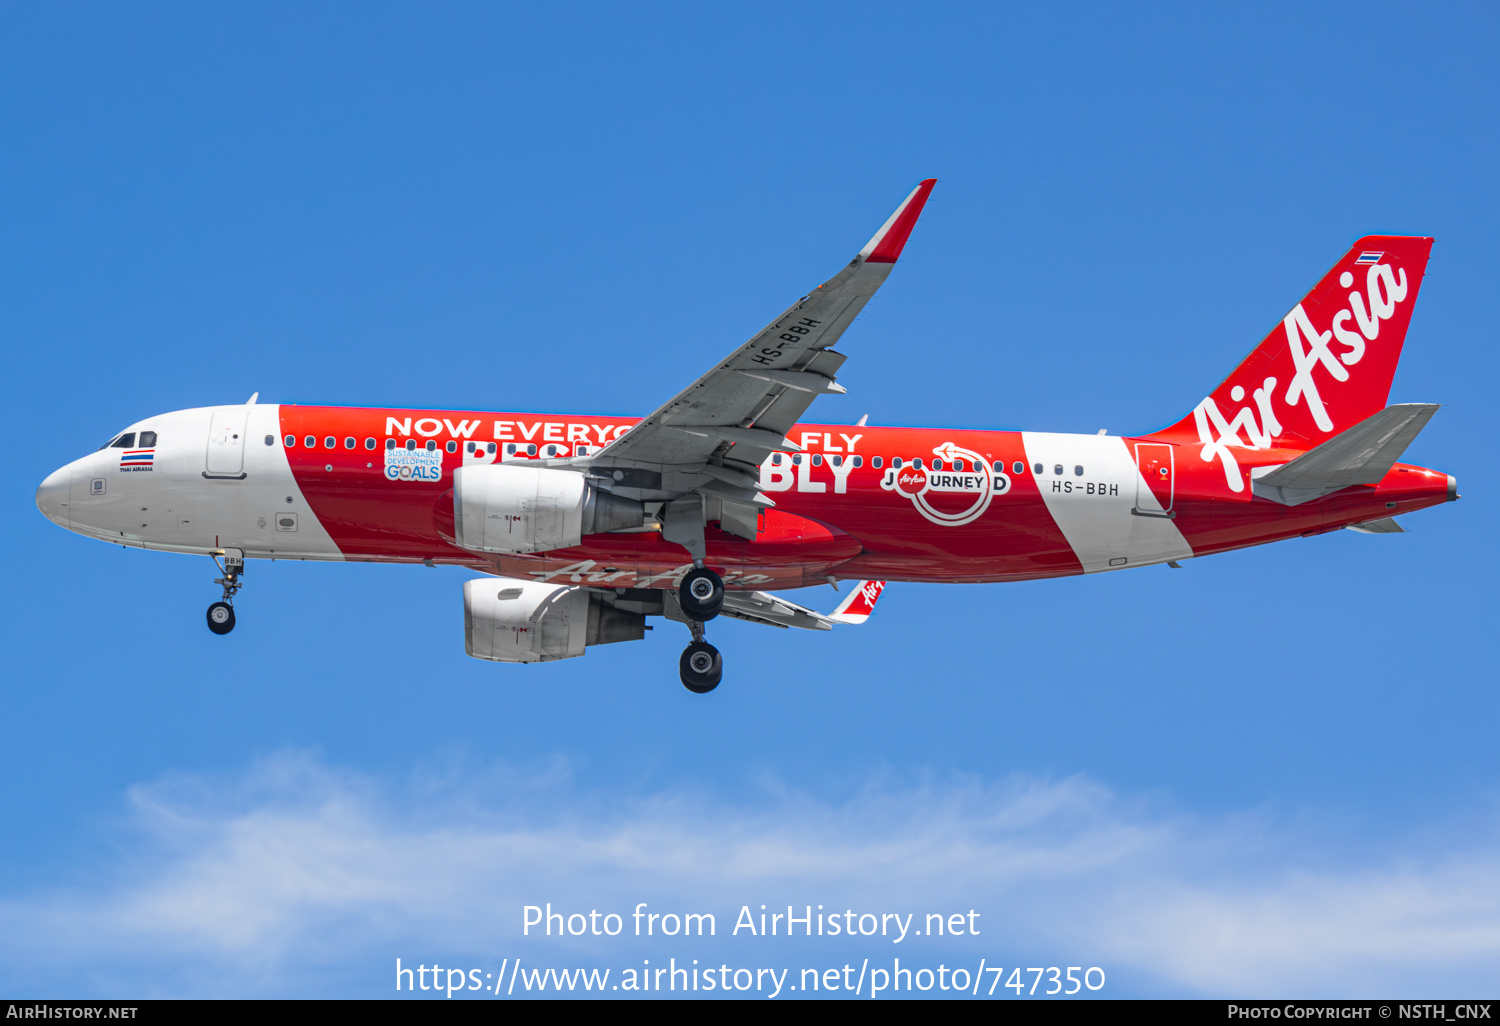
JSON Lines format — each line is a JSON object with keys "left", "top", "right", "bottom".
{"left": 522, "top": 903, "right": 980, "bottom": 941}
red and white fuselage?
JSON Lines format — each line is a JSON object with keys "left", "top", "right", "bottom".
{"left": 34, "top": 402, "right": 1454, "bottom": 589}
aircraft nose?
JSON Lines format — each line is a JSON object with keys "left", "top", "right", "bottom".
{"left": 36, "top": 466, "right": 70, "bottom": 526}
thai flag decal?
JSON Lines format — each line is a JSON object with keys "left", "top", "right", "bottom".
{"left": 119, "top": 448, "right": 155, "bottom": 471}
{"left": 1355, "top": 251, "right": 1385, "bottom": 265}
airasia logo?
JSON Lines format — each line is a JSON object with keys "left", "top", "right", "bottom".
{"left": 1192, "top": 259, "right": 1409, "bottom": 492}
{"left": 880, "top": 443, "right": 1008, "bottom": 526}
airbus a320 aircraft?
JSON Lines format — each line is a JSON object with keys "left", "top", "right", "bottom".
{"left": 36, "top": 180, "right": 1456, "bottom": 692}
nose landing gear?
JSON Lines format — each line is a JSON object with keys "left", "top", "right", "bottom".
{"left": 207, "top": 548, "right": 244, "bottom": 636}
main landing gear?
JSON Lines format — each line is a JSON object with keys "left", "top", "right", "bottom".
{"left": 207, "top": 549, "right": 244, "bottom": 636}
{"left": 679, "top": 566, "right": 724, "bottom": 621}
{"left": 678, "top": 566, "right": 724, "bottom": 693}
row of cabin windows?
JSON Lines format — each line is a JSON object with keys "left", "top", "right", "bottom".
{"left": 767, "top": 454, "right": 1073, "bottom": 476}
{"left": 101, "top": 431, "right": 158, "bottom": 449}
{"left": 272, "top": 435, "right": 1086, "bottom": 477}
{"left": 278, "top": 436, "right": 595, "bottom": 458}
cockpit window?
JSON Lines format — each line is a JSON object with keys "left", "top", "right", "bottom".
{"left": 111, "top": 433, "right": 137, "bottom": 449}
{"left": 138, "top": 431, "right": 157, "bottom": 447}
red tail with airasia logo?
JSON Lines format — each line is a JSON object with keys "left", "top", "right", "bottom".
{"left": 1153, "top": 236, "right": 1434, "bottom": 451}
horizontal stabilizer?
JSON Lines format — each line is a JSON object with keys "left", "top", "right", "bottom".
{"left": 1251, "top": 404, "right": 1439, "bottom": 506}
{"left": 1346, "top": 517, "right": 1405, "bottom": 534}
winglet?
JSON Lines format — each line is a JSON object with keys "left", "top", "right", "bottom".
{"left": 858, "top": 180, "right": 937, "bottom": 264}
{"left": 829, "top": 580, "right": 887, "bottom": 624}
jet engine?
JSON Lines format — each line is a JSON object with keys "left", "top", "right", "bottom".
{"left": 463, "top": 578, "right": 645, "bottom": 663}
{"left": 452, "top": 464, "right": 644, "bottom": 554}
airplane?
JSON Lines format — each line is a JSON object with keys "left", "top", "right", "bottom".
{"left": 35, "top": 180, "right": 1456, "bottom": 693}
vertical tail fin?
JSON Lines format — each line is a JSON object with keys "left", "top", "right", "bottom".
{"left": 1153, "top": 236, "right": 1434, "bottom": 464}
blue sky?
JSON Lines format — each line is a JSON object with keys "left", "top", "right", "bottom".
{"left": 2, "top": 1, "right": 1498, "bottom": 998}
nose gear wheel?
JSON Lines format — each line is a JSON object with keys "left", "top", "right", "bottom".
{"left": 206, "top": 601, "right": 236, "bottom": 635}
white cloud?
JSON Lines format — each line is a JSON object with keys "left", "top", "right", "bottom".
{"left": 2, "top": 752, "right": 1499, "bottom": 996}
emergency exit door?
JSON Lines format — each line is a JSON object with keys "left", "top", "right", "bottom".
{"left": 1134, "top": 443, "right": 1174, "bottom": 515}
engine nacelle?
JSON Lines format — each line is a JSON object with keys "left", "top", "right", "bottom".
{"left": 463, "top": 578, "right": 645, "bottom": 663}
{"left": 452, "top": 464, "right": 643, "bottom": 554}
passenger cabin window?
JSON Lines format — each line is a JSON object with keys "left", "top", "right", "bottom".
{"left": 304, "top": 435, "right": 315, "bottom": 448}
{"left": 264, "top": 435, "right": 274, "bottom": 446}
{"left": 344, "top": 437, "right": 355, "bottom": 449}
{"left": 852, "top": 455, "right": 862, "bottom": 468}
{"left": 324, "top": 436, "right": 336, "bottom": 449}
{"left": 111, "top": 433, "right": 136, "bottom": 448}
{"left": 932, "top": 459, "right": 943, "bottom": 470}
{"left": 138, "top": 431, "right": 157, "bottom": 447}
{"left": 285, "top": 435, "right": 296, "bottom": 447}
{"left": 405, "top": 440, "right": 417, "bottom": 451}
{"left": 445, "top": 441, "right": 457, "bottom": 453}
{"left": 830, "top": 455, "right": 842, "bottom": 467}
{"left": 792, "top": 454, "right": 803, "bottom": 465}
{"left": 871, "top": 456, "right": 882, "bottom": 468}
{"left": 486, "top": 442, "right": 497, "bottom": 454}
{"left": 466, "top": 441, "right": 476, "bottom": 453}
{"left": 1013, "top": 461, "right": 1024, "bottom": 474}
{"left": 913, "top": 458, "right": 923, "bottom": 470}
{"left": 1054, "top": 464, "right": 1063, "bottom": 475}
{"left": 1033, "top": 463, "right": 1043, "bottom": 474}
{"left": 425, "top": 440, "right": 437, "bottom": 451}
{"left": 811, "top": 454, "right": 822, "bottom": 466}
{"left": 365, "top": 438, "right": 376, "bottom": 450}
{"left": 1075, "top": 465, "right": 1084, "bottom": 476}
{"left": 771, "top": 453, "right": 783, "bottom": 466}
{"left": 386, "top": 439, "right": 396, "bottom": 450}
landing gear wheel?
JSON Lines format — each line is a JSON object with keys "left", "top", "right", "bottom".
{"left": 679, "top": 640, "right": 722, "bottom": 693}
{"left": 206, "top": 601, "right": 236, "bottom": 635}
{"left": 679, "top": 568, "right": 724, "bottom": 621}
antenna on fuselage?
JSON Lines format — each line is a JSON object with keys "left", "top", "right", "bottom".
{"left": 246, "top": 392, "right": 259, "bottom": 405}
{"left": 855, "top": 414, "right": 869, "bottom": 427}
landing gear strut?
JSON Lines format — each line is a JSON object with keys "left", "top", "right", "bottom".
{"left": 207, "top": 549, "right": 244, "bottom": 636}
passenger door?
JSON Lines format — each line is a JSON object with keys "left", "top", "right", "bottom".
{"left": 205, "top": 410, "right": 248, "bottom": 478}
{"left": 1134, "top": 443, "right": 1174, "bottom": 515}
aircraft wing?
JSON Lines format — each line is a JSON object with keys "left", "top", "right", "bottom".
{"left": 585, "top": 180, "right": 936, "bottom": 538}
{"left": 716, "top": 580, "right": 888, "bottom": 631}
